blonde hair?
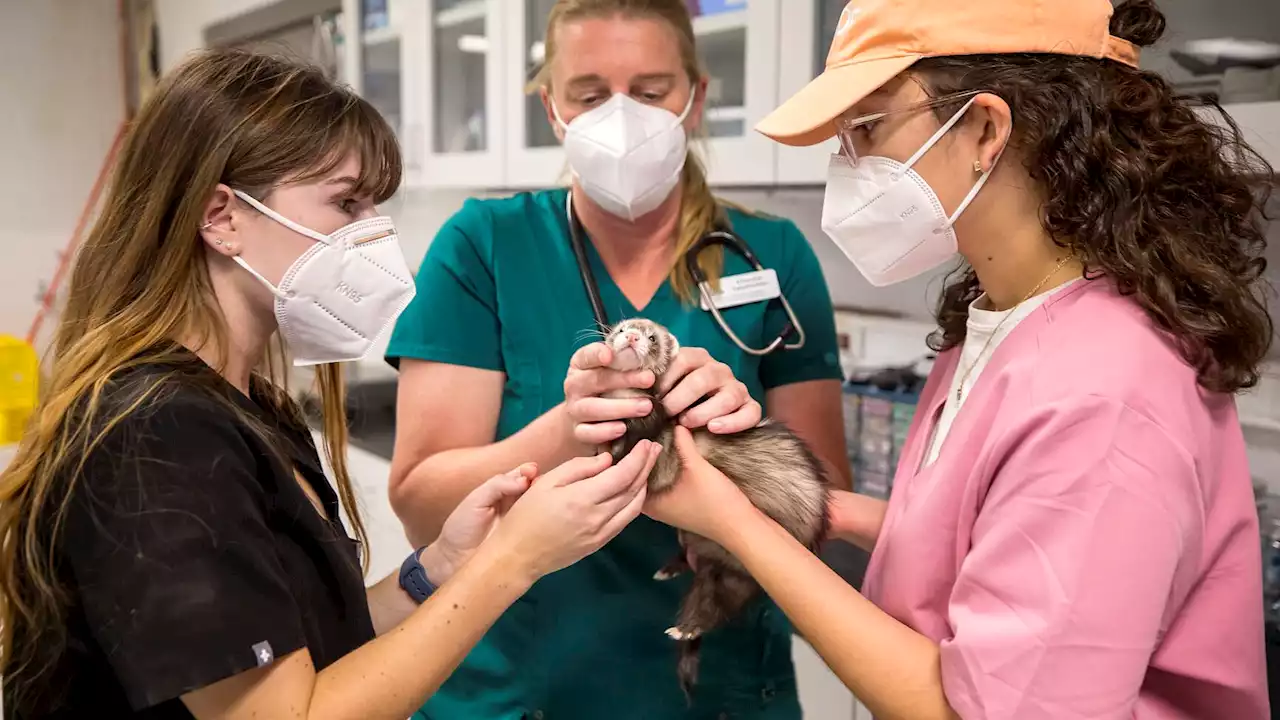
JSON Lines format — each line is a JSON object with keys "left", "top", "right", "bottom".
{"left": 530, "top": 0, "right": 726, "bottom": 301}
{"left": 0, "top": 48, "right": 400, "bottom": 707}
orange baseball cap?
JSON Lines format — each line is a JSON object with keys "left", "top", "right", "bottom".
{"left": 756, "top": 0, "right": 1141, "bottom": 147}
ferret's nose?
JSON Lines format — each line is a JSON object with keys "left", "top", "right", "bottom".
{"left": 625, "top": 331, "right": 639, "bottom": 345}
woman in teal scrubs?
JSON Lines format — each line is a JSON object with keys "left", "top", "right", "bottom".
{"left": 385, "top": 1, "right": 849, "bottom": 718}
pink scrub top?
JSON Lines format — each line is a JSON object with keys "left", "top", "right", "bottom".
{"left": 862, "top": 278, "right": 1269, "bottom": 719}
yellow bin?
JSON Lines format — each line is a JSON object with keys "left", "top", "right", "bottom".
{"left": 0, "top": 335, "right": 38, "bottom": 445}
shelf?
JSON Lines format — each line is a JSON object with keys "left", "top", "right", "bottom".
{"left": 435, "top": 0, "right": 486, "bottom": 29}
{"left": 692, "top": 9, "right": 747, "bottom": 37}
{"left": 704, "top": 105, "right": 747, "bottom": 122}
{"left": 362, "top": 25, "right": 400, "bottom": 48}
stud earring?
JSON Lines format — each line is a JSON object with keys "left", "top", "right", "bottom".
{"left": 973, "top": 160, "right": 983, "bottom": 173}
{"left": 214, "top": 239, "right": 224, "bottom": 246}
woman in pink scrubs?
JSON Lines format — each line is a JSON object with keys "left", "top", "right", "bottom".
{"left": 645, "top": 0, "right": 1275, "bottom": 717}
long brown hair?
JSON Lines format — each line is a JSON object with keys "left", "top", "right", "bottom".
{"left": 530, "top": 0, "right": 727, "bottom": 301}
{"left": 0, "top": 48, "right": 401, "bottom": 703}
{"left": 921, "top": 0, "right": 1274, "bottom": 393}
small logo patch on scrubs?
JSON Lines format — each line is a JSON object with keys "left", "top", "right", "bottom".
{"left": 252, "top": 641, "right": 274, "bottom": 667}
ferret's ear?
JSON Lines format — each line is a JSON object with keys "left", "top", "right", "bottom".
{"left": 670, "top": 336, "right": 681, "bottom": 356}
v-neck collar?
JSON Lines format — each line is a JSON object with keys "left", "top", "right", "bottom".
{"left": 899, "top": 276, "right": 1095, "bottom": 486}
{"left": 555, "top": 188, "right": 676, "bottom": 322}
{"left": 583, "top": 240, "right": 674, "bottom": 320}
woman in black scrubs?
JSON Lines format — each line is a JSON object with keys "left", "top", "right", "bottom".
{"left": 0, "top": 49, "right": 657, "bottom": 719}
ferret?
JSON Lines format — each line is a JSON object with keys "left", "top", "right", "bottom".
{"left": 601, "top": 317, "right": 831, "bottom": 700}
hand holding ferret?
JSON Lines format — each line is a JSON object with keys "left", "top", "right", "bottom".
{"left": 643, "top": 426, "right": 756, "bottom": 542}
{"left": 487, "top": 441, "right": 661, "bottom": 582}
{"left": 563, "top": 341, "right": 761, "bottom": 450}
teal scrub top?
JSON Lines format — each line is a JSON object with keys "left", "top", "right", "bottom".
{"left": 386, "top": 188, "right": 843, "bottom": 720}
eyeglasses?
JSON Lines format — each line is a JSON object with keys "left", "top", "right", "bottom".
{"left": 834, "top": 90, "right": 983, "bottom": 162}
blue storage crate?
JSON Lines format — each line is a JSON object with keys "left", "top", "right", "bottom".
{"left": 845, "top": 382, "right": 921, "bottom": 499}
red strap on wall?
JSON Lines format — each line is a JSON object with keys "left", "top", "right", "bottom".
{"left": 25, "top": 123, "right": 127, "bottom": 346}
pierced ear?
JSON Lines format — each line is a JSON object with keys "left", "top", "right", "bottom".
{"left": 199, "top": 183, "right": 240, "bottom": 256}
{"left": 975, "top": 93, "right": 1012, "bottom": 166}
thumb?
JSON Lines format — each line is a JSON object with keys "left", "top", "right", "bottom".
{"left": 475, "top": 468, "right": 534, "bottom": 508}
{"left": 672, "top": 426, "right": 701, "bottom": 464}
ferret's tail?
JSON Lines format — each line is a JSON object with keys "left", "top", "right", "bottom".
{"left": 677, "top": 636, "right": 702, "bottom": 704}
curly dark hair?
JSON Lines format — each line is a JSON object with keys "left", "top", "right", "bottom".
{"left": 918, "top": 0, "right": 1274, "bottom": 394}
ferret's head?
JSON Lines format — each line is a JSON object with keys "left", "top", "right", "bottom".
{"left": 605, "top": 318, "right": 680, "bottom": 376}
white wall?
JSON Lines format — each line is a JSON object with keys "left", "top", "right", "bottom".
{"left": 0, "top": 1, "right": 124, "bottom": 348}
{"left": 153, "top": 0, "right": 280, "bottom": 70}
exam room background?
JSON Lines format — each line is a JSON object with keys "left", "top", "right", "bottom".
{"left": 0, "top": 2, "right": 1277, "bottom": 717}
{"left": 5, "top": 0, "right": 1275, "bottom": 475}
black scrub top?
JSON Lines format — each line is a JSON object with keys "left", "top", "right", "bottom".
{"left": 5, "top": 353, "right": 375, "bottom": 718}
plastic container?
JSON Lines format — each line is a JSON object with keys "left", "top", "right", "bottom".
{"left": 0, "top": 335, "right": 38, "bottom": 446}
{"left": 845, "top": 382, "right": 922, "bottom": 500}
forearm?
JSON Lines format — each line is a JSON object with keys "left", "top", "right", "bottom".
{"left": 829, "top": 490, "right": 888, "bottom": 552}
{"left": 309, "top": 544, "right": 532, "bottom": 720}
{"left": 392, "top": 404, "right": 584, "bottom": 544}
{"left": 365, "top": 544, "right": 459, "bottom": 635}
{"left": 720, "top": 509, "right": 956, "bottom": 720}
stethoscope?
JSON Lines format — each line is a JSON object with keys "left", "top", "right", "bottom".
{"left": 566, "top": 193, "right": 806, "bottom": 356}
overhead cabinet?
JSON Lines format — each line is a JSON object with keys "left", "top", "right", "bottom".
{"left": 340, "top": 0, "right": 1279, "bottom": 190}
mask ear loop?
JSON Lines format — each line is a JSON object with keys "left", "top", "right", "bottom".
{"left": 895, "top": 95, "right": 1006, "bottom": 232}
{"left": 549, "top": 96, "right": 569, "bottom": 131}
{"left": 232, "top": 189, "right": 332, "bottom": 245}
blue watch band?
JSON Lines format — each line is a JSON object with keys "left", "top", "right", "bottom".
{"left": 399, "top": 546, "right": 438, "bottom": 604}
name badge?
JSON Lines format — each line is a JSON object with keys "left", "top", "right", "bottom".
{"left": 699, "top": 269, "right": 782, "bottom": 311}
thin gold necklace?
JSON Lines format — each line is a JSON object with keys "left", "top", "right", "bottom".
{"left": 953, "top": 256, "right": 1072, "bottom": 401}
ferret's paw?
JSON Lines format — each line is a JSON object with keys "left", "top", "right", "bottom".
{"left": 665, "top": 626, "right": 703, "bottom": 641}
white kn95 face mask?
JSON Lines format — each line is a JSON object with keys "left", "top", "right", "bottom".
{"left": 820, "top": 96, "right": 1003, "bottom": 287}
{"left": 554, "top": 92, "right": 695, "bottom": 222}
{"left": 231, "top": 189, "right": 416, "bottom": 366}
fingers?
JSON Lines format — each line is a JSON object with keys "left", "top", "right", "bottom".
{"left": 656, "top": 347, "right": 711, "bottom": 395}
{"left": 569, "top": 342, "right": 612, "bottom": 371}
{"left": 471, "top": 466, "right": 535, "bottom": 507}
{"left": 574, "top": 420, "right": 628, "bottom": 447}
{"left": 678, "top": 387, "right": 759, "bottom": 432}
{"left": 595, "top": 479, "right": 649, "bottom": 544}
{"left": 542, "top": 452, "right": 613, "bottom": 488}
{"left": 576, "top": 440, "right": 658, "bottom": 505}
{"left": 564, "top": 368, "right": 655, "bottom": 401}
{"left": 701, "top": 398, "right": 762, "bottom": 434}
{"left": 663, "top": 363, "right": 748, "bottom": 420}
{"left": 671, "top": 425, "right": 700, "bottom": 463}
{"left": 592, "top": 440, "right": 659, "bottom": 528}
{"left": 570, "top": 396, "right": 653, "bottom": 424}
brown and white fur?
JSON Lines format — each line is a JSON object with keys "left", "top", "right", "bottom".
{"left": 602, "top": 318, "right": 830, "bottom": 700}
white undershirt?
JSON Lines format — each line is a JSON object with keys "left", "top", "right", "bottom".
{"left": 922, "top": 279, "right": 1081, "bottom": 468}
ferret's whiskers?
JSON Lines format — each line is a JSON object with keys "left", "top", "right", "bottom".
{"left": 575, "top": 326, "right": 607, "bottom": 343}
